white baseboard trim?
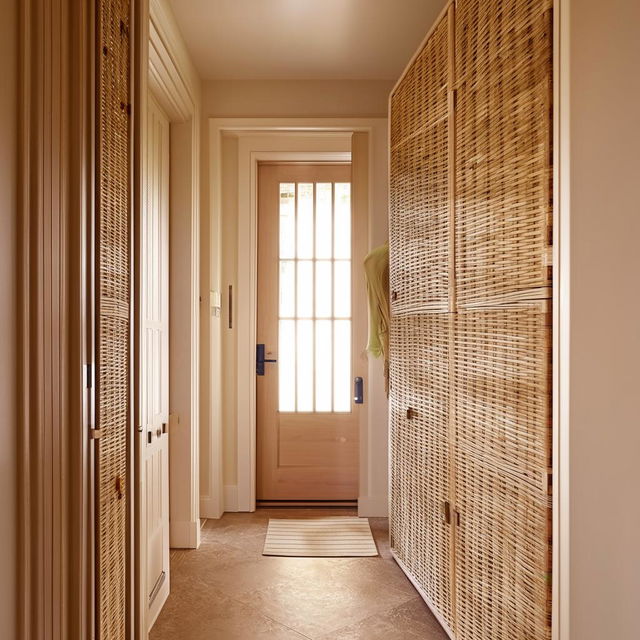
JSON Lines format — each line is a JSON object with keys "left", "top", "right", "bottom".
{"left": 358, "top": 494, "right": 389, "bottom": 517}
{"left": 200, "top": 494, "right": 224, "bottom": 520}
{"left": 224, "top": 485, "right": 239, "bottom": 512}
{"left": 169, "top": 519, "right": 201, "bottom": 549}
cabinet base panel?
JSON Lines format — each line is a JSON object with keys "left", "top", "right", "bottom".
{"left": 390, "top": 549, "right": 455, "bottom": 640}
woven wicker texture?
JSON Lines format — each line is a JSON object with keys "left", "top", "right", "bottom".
{"left": 454, "top": 454, "right": 551, "bottom": 640}
{"left": 453, "top": 305, "right": 551, "bottom": 639}
{"left": 389, "top": 314, "right": 453, "bottom": 629}
{"left": 454, "top": 305, "right": 551, "bottom": 489}
{"left": 389, "top": 1, "right": 553, "bottom": 637}
{"left": 389, "top": 13, "right": 450, "bottom": 314}
{"left": 96, "top": 1, "right": 131, "bottom": 638}
{"left": 455, "top": 0, "right": 553, "bottom": 307}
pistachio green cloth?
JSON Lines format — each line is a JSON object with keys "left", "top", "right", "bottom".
{"left": 364, "top": 244, "right": 390, "bottom": 393}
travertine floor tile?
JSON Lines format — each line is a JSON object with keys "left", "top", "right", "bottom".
{"left": 317, "top": 597, "right": 450, "bottom": 640}
{"left": 150, "top": 509, "right": 447, "bottom": 640}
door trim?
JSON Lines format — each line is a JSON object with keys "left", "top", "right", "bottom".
{"left": 205, "top": 118, "right": 389, "bottom": 517}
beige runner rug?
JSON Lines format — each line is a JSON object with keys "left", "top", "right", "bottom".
{"left": 263, "top": 517, "right": 378, "bottom": 557}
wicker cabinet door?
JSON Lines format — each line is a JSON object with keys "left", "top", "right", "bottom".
{"left": 454, "top": 0, "right": 553, "bottom": 308}
{"left": 95, "top": 1, "right": 131, "bottom": 638}
{"left": 453, "top": 307, "right": 552, "bottom": 640}
{"left": 389, "top": 12, "right": 451, "bottom": 315}
{"left": 389, "top": 315, "right": 454, "bottom": 633}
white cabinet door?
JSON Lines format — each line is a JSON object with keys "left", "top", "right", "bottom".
{"left": 142, "top": 94, "right": 170, "bottom": 630}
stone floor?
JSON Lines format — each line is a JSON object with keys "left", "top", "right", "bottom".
{"left": 150, "top": 508, "right": 449, "bottom": 640}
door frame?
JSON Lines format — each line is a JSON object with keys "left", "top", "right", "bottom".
{"left": 205, "top": 118, "right": 388, "bottom": 517}
{"left": 135, "top": 0, "right": 201, "bottom": 636}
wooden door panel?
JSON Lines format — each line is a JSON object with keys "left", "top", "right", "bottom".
{"left": 257, "top": 163, "right": 364, "bottom": 501}
{"left": 142, "top": 96, "right": 170, "bottom": 628}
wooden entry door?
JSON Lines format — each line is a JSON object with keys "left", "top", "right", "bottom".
{"left": 257, "top": 163, "right": 364, "bottom": 501}
{"left": 141, "top": 95, "right": 170, "bottom": 628}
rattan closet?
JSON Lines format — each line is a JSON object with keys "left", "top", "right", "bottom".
{"left": 95, "top": 0, "right": 132, "bottom": 637}
{"left": 388, "top": 1, "right": 553, "bottom": 639}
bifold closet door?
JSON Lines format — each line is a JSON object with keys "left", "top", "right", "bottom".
{"left": 453, "top": 306, "right": 552, "bottom": 640}
{"left": 389, "top": 315, "right": 453, "bottom": 633}
{"left": 95, "top": 0, "right": 132, "bottom": 638}
{"left": 389, "top": 10, "right": 451, "bottom": 315}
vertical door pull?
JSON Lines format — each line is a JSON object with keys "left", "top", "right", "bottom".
{"left": 354, "top": 377, "right": 364, "bottom": 404}
{"left": 442, "top": 501, "right": 451, "bottom": 524}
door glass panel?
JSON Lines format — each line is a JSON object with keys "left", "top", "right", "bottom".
{"left": 297, "top": 183, "right": 314, "bottom": 259}
{"left": 297, "top": 260, "right": 313, "bottom": 318}
{"left": 333, "top": 319, "right": 351, "bottom": 412}
{"left": 315, "top": 183, "right": 333, "bottom": 259}
{"left": 279, "top": 319, "right": 296, "bottom": 412}
{"left": 315, "top": 260, "right": 332, "bottom": 318}
{"left": 334, "top": 260, "right": 351, "bottom": 318}
{"left": 279, "top": 260, "right": 295, "bottom": 318}
{"left": 334, "top": 183, "right": 351, "bottom": 260}
{"left": 278, "top": 178, "right": 351, "bottom": 413}
{"left": 315, "top": 319, "right": 332, "bottom": 412}
{"left": 279, "top": 183, "right": 295, "bottom": 259}
{"left": 296, "top": 319, "right": 314, "bottom": 411}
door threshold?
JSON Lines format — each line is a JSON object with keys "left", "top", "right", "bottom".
{"left": 257, "top": 500, "right": 358, "bottom": 508}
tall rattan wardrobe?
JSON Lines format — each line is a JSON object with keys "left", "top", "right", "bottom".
{"left": 388, "top": 1, "right": 553, "bottom": 639}
{"left": 95, "top": 0, "right": 132, "bottom": 637}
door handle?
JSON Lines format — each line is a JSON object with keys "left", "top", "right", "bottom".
{"left": 354, "top": 377, "right": 364, "bottom": 404}
{"left": 256, "top": 343, "right": 277, "bottom": 376}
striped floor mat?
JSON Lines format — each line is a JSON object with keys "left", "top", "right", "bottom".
{"left": 262, "top": 517, "right": 378, "bottom": 557}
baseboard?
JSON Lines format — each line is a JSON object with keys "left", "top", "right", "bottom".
{"left": 169, "top": 519, "right": 201, "bottom": 549}
{"left": 224, "top": 485, "right": 238, "bottom": 512}
{"left": 199, "top": 494, "right": 224, "bottom": 519}
{"left": 357, "top": 494, "right": 389, "bottom": 517}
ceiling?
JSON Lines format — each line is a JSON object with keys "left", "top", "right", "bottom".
{"left": 168, "top": 0, "right": 447, "bottom": 81}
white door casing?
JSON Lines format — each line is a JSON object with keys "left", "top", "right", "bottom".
{"left": 142, "top": 95, "right": 170, "bottom": 629}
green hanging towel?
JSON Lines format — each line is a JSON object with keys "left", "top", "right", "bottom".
{"left": 364, "top": 244, "right": 390, "bottom": 394}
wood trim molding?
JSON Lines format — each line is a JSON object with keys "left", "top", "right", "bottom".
{"left": 204, "top": 118, "right": 389, "bottom": 519}
{"left": 18, "top": 0, "right": 94, "bottom": 638}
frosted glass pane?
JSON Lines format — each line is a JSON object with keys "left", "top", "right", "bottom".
{"left": 315, "top": 320, "right": 332, "bottom": 412}
{"left": 279, "top": 261, "right": 295, "bottom": 318}
{"left": 334, "top": 320, "right": 351, "bottom": 412}
{"left": 279, "top": 183, "right": 295, "bottom": 259}
{"left": 315, "top": 261, "right": 332, "bottom": 318}
{"left": 297, "top": 319, "right": 313, "bottom": 411}
{"left": 279, "top": 319, "right": 296, "bottom": 412}
{"left": 334, "top": 182, "right": 351, "bottom": 259}
{"left": 297, "top": 183, "right": 314, "bottom": 259}
{"left": 315, "top": 183, "right": 332, "bottom": 259}
{"left": 297, "top": 260, "right": 313, "bottom": 318}
{"left": 334, "top": 260, "right": 351, "bottom": 318}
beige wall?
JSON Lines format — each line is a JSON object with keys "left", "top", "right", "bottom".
{"left": 0, "top": 0, "right": 17, "bottom": 634}
{"left": 203, "top": 79, "right": 391, "bottom": 118}
{"left": 566, "top": 1, "right": 640, "bottom": 638}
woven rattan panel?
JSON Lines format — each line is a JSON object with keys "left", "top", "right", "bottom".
{"left": 389, "top": 314, "right": 453, "bottom": 629}
{"left": 454, "top": 0, "right": 553, "bottom": 308}
{"left": 453, "top": 305, "right": 552, "bottom": 639}
{"left": 96, "top": 1, "right": 131, "bottom": 638}
{"left": 389, "top": 13, "right": 450, "bottom": 315}
{"left": 455, "top": 305, "right": 552, "bottom": 486}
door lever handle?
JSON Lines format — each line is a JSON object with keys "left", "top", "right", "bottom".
{"left": 256, "top": 343, "right": 277, "bottom": 376}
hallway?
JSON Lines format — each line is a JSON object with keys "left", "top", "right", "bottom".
{"left": 150, "top": 510, "right": 448, "bottom": 640}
